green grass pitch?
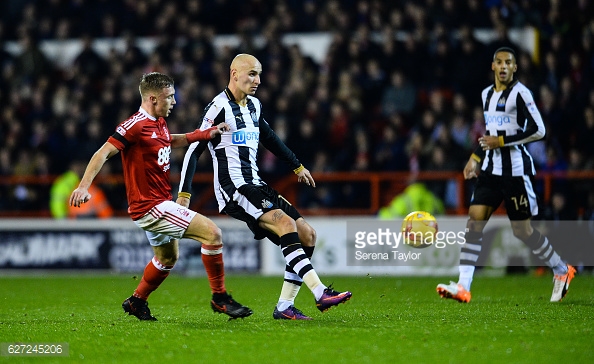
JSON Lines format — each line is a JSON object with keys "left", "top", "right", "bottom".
{"left": 0, "top": 273, "right": 593, "bottom": 363}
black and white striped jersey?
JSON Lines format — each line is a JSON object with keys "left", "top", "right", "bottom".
{"left": 474, "top": 80, "right": 545, "bottom": 176}
{"left": 178, "top": 88, "right": 301, "bottom": 212}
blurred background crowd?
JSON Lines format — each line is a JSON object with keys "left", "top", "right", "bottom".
{"left": 0, "top": 0, "right": 593, "bottom": 218}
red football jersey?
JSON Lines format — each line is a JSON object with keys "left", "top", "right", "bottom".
{"left": 108, "top": 108, "right": 173, "bottom": 220}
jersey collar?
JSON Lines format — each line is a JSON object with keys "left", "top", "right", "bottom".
{"left": 223, "top": 87, "right": 236, "bottom": 102}
{"left": 492, "top": 79, "right": 519, "bottom": 92}
{"left": 138, "top": 107, "right": 157, "bottom": 121}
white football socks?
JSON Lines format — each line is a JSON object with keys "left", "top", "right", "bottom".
{"left": 277, "top": 280, "right": 301, "bottom": 311}
{"left": 303, "top": 270, "right": 326, "bottom": 300}
{"left": 458, "top": 265, "right": 475, "bottom": 291}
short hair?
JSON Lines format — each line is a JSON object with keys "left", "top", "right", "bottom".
{"left": 493, "top": 47, "right": 517, "bottom": 61}
{"left": 139, "top": 72, "right": 174, "bottom": 98}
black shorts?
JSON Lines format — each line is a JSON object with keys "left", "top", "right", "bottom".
{"left": 222, "top": 184, "right": 302, "bottom": 242}
{"left": 470, "top": 172, "right": 539, "bottom": 220}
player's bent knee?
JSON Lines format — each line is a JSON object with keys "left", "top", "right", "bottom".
{"left": 153, "top": 240, "right": 179, "bottom": 267}
{"left": 268, "top": 212, "right": 297, "bottom": 234}
{"left": 155, "top": 251, "right": 178, "bottom": 266}
{"left": 279, "top": 216, "right": 297, "bottom": 235}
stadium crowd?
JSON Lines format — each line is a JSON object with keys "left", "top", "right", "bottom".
{"left": 0, "top": 0, "right": 593, "bottom": 217}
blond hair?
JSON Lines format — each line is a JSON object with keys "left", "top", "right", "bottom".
{"left": 139, "top": 72, "right": 174, "bottom": 98}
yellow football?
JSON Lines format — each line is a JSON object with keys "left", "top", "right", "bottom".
{"left": 401, "top": 211, "right": 438, "bottom": 248}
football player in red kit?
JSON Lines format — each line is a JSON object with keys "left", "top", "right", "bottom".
{"left": 70, "top": 72, "right": 252, "bottom": 320}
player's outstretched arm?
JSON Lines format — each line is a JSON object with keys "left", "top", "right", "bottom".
{"left": 70, "top": 142, "right": 119, "bottom": 207}
{"left": 172, "top": 123, "right": 230, "bottom": 148}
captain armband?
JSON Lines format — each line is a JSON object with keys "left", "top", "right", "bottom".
{"left": 498, "top": 136, "right": 505, "bottom": 147}
{"left": 293, "top": 164, "right": 305, "bottom": 174}
{"left": 470, "top": 154, "right": 481, "bottom": 163}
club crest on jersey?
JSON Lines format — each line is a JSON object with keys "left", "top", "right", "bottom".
{"left": 250, "top": 111, "right": 258, "bottom": 123}
{"left": 177, "top": 207, "right": 190, "bottom": 218}
{"left": 261, "top": 199, "right": 273, "bottom": 209}
{"left": 163, "top": 127, "right": 170, "bottom": 140}
{"left": 497, "top": 96, "right": 506, "bottom": 108}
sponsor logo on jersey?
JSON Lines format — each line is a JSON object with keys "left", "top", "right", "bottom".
{"left": 116, "top": 126, "right": 126, "bottom": 136}
{"left": 484, "top": 113, "right": 511, "bottom": 126}
{"left": 525, "top": 101, "right": 537, "bottom": 113}
{"left": 232, "top": 130, "right": 259, "bottom": 144}
{"left": 151, "top": 132, "right": 158, "bottom": 138}
{"left": 261, "top": 199, "right": 273, "bottom": 209}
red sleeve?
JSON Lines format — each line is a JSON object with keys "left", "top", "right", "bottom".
{"left": 186, "top": 126, "right": 217, "bottom": 143}
{"left": 109, "top": 123, "right": 138, "bottom": 150}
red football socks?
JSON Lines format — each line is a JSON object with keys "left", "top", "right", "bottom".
{"left": 133, "top": 257, "right": 173, "bottom": 300}
{"left": 201, "top": 244, "right": 226, "bottom": 294}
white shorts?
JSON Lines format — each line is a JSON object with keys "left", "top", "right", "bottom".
{"left": 134, "top": 201, "right": 197, "bottom": 246}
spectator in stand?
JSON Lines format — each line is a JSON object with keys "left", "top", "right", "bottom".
{"left": 463, "top": 0, "right": 492, "bottom": 28}
{"left": 50, "top": 159, "right": 113, "bottom": 219}
{"left": 453, "top": 33, "right": 486, "bottom": 101}
{"left": 373, "top": 124, "right": 408, "bottom": 171}
{"left": 542, "top": 50, "right": 562, "bottom": 94}
{"left": 575, "top": 106, "right": 594, "bottom": 164}
{"left": 0, "top": 0, "right": 592, "bottom": 219}
{"left": 378, "top": 182, "right": 445, "bottom": 219}
{"left": 288, "top": 118, "right": 320, "bottom": 169}
{"left": 381, "top": 70, "right": 417, "bottom": 118}
{"left": 72, "top": 34, "right": 107, "bottom": 84}
{"left": 14, "top": 31, "right": 53, "bottom": 85}
{"left": 516, "top": 50, "right": 541, "bottom": 90}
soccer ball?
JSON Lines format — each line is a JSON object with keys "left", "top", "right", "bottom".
{"left": 401, "top": 211, "right": 438, "bottom": 248}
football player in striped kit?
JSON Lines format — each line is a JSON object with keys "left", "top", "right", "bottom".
{"left": 437, "top": 47, "right": 575, "bottom": 303}
{"left": 178, "top": 54, "right": 351, "bottom": 319}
